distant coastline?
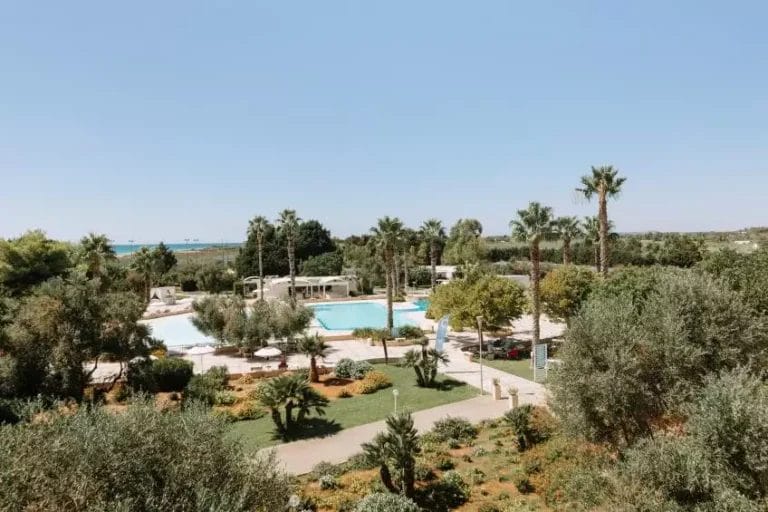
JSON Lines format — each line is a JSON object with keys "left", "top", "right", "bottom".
{"left": 114, "top": 242, "right": 241, "bottom": 256}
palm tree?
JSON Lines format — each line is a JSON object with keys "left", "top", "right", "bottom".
{"left": 277, "top": 209, "right": 301, "bottom": 308}
{"left": 255, "top": 374, "right": 329, "bottom": 440}
{"left": 401, "top": 347, "right": 449, "bottom": 387}
{"left": 362, "top": 412, "right": 421, "bottom": 497}
{"left": 577, "top": 166, "right": 627, "bottom": 276}
{"left": 511, "top": 202, "right": 555, "bottom": 360}
{"left": 554, "top": 217, "right": 582, "bottom": 265}
{"left": 248, "top": 216, "right": 270, "bottom": 300}
{"left": 371, "top": 216, "right": 404, "bottom": 363}
{"left": 298, "top": 333, "right": 328, "bottom": 383}
{"left": 130, "top": 247, "right": 155, "bottom": 300}
{"left": 420, "top": 219, "right": 446, "bottom": 292}
{"left": 584, "top": 216, "right": 614, "bottom": 272}
{"left": 79, "top": 233, "right": 116, "bottom": 280}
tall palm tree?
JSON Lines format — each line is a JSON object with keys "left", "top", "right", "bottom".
{"left": 554, "top": 217, "right": 582, "bottom": 265}
{"left": 584, "top": 216, "right": 615, "bottom": 272}
{"left": 297, "top": 333, "right": 328, "bottom": 383}
{"left": 420, "top": 219, "right": 446, "bottom": 292}
{"left": 130, "top": 247, "right": 155, "bottom": 300}
{"left": 248, "top": 216, "right": 270, "bottom": 301}
{"left": 277, "top": 209, "right": 301, "bottom": 308}
{"left": 511, "top": 202, "right": 555, "bottom": 360}
{"left": 80, "top": 233, "right": 116, "bottom": 279}
{"left": 577, "top": 166, "right": 627, "bottom": 277}
{"left": 371, "top": 216, "right": 404, "bottom": 363}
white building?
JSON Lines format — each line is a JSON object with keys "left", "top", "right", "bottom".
{"left": 242, "top": 275, "right": 358, "bottom": 300}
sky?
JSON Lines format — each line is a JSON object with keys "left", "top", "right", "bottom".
{"left": 1, "top": 1, "right": 767, "bottom": 243}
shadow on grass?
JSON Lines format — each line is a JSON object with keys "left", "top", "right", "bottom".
{"left": 432, "top": 378, "right": 468, "bottom": 392}
{"left": 271, "top": 417, "right": 343, "bottom": 443}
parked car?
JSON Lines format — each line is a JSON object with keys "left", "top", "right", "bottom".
{"left": 460, "top": 338, "right": 531, "bottom": 360}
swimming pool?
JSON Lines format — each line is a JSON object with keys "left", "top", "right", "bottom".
{"left": 141, "top": 313, "right": 214, "bottom": 348}
{"left": 308, "top": 300, "right": 428, "bottom": 331}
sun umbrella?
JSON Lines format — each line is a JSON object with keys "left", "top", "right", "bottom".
{"left": 254, "top": 346, "right": 282, "bottom": 359}
{"left": 187, "top": 345, "right": 216, "bottom": 371}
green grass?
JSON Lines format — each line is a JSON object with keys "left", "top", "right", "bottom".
{"left": 230, "top": 364, "right": 476, "bottom": 450}
{"left": 475, "top": 357, "right": 535, "bottom": 381}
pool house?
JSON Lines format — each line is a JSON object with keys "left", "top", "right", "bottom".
{"left": 242, "top": 275, "right": 358, "bottom": 300}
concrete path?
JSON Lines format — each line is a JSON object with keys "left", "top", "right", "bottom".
{"left": 264, "top": 395, "right": 513, "bottom": 475}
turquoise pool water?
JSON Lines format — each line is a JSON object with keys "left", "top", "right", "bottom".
{"left": 141, "top": 313, "right": 214, "bottom": 347}
{"left": 309, "top": 301, "right": 427, "bottom": 331}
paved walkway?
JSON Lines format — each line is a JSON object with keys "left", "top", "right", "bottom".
{"left": 265, "top": 395, "right": 514, "bottom": 474}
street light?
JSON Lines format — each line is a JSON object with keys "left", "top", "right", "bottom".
{"left": 476, "top": 316, "right": 485, "bottom": 395}
{"left": 392, "top": 389, "right": 399, "bottom": 413}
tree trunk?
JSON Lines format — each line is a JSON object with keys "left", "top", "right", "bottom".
{"left": 309, "top": 355, "right": 319, "bottom": 383}
{"left": 383, "top": 253, "right": 392, "bottom": 364}
{"left": 393, "top": 255, "right": 401, "bottom": 297}
{"left": 258, "top": 237, "right": 264, "bottom": 301}
{"left": 402, "top": 250, "right": 409, "bottom": 295}
{"left": 593, "top": 242, "right": 600, "bottom": 272}
{"left": 379, "top": 464, "right": 398, "bottom": 493}
{"left": 403, "top": 463, "right": 416, "bottom": 498}
{"left": 598, "top": 190, "right": 609, "bottom": 277}
{"left": 562, "top": 238, "right": 572, "bottom": 265}
{"left": 430, "top": 242, "right": 437, "bottom": 292}
{"left": 288, "top": 236, "right": 297, "bottom": 308}
{"left": 270, "top": 408, "right": 285, "bottom": 436}
{"left": 285, "top": 402, "right": 294, "bottom": 434}
{"left": 530, "top": 241, "right": 541, "bottom": 366}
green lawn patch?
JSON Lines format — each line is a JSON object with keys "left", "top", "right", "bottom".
{"left": 475, "top": 358, "right": 535, "bottom": 381}
{"left": 230, "top": 364, "right": 475, "bottom": 450}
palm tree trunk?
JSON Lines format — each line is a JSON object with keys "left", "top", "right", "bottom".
{"left": 599, "top": 191, "right": 609, "bottom": 277}
{"left": 430, "top": 242, "right": 437, "bottom": 292}
{"left": 309, "top": 356, "right": 318, "bottom": 383}
{"left": 393, "top": 255, "right": 401, "bottom": 296}
{"left": 562, "top": 238, "right": 572, "bottom": 265}
{"left": 530, "top": 241, "right": 541, "bottom": 365}
{"left": 383, "top": 253, "right": 393, "bottom": 364}
{"left": 379, "top": 464, "right": 398, "bottom": 493}
{"left": 288, "top": 236, "right": 297, "bottom": 308}
{"left": 258, "top": 237, "right": 264, "bottom": 301}
{"left": 593, "top": 242, "right": 600, "bottom": 272}
{"left": 402, "top": 250, "right": 409, "bottom": 295}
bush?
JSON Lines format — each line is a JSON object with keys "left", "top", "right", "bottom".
{"left": 125, "top": 358, "right": 157, "bottom": 393}
{"left": 335, "top": 359, "right": 374, "bottom": 380}
{"left": 152, "top": 358, "right": 194, "bottom": 392}
{"left": 352, "top": 327, "right": 378, "bottom": 339}
{"left": 338, "top": 388, "right": 352, "bottom": 398}
{"left": 312, "top": 461, "right": 342, "bottom": 479}
{"left": 214, "top": 391, "right": 237, "bottom": 406}
{"left": 318, "top": 474, "right": 338, "bottom": 490}
{"left": 351, "top": 371, "right": 392, "bottom": 394}
{"left": 430, "top": 416, "right": 478, "bottom": 443}
{"left": 504, "top": 405, "right": 554, "bottom": 451}
{"left": 512, "top": 470, "right": 534, "bottom": 494}
{"left": 396, "top": 325, "right": 424, "bottom": 339}
{"left": 354, "top": 493, "right": 420, "bottom": 512}
{"left": 434, "top": 456, "right": 455, "bottom": 471}
{"left": 414, "top": 463, "right": 435, "bottom": 481}
{"left": 0, "top": 401, "right": 293, "bottom": 511}
{"left": 205, "top": 366, "right": 229, "bottom": 389}
{"left": 418, "top": 470, "right": 470, "bottom": 509}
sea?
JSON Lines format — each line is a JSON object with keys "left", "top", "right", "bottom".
{"left": 113, "top": 242, "right": 241, "bottom": 256}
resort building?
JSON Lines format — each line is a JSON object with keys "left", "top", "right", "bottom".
{"left": 242, "top": 275, "right": 358, "bottom": 300}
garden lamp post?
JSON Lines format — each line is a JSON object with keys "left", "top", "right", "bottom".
{"left": 476, "top": 316, "right": 485, "bottom": 395}
{"left": 392, "top": 388, "right": 399, "bottom": 413}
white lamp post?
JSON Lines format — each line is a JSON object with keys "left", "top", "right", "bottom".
{"left": 392, "top": 389, "right": 399, "bottom": 413}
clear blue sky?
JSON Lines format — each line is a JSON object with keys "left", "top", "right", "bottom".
{"left": 1, "top": 1, "right": 767, "bottom": 243}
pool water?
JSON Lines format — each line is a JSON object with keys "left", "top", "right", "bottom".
{"left": 309, "top": 301, "right": 426, "bottom": 331}
{"left": 141, "top": 313, "right": 214, "bottom": 347}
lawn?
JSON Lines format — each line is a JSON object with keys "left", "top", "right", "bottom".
{"left": 230, "top": 364, "right": 476, "bottom": 450}
{"left": 475, "top": 357, "right": 535, "bottom": 382}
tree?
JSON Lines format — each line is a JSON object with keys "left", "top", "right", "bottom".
{"left": 362, "top": 412, "right": 421, "bottom": 498}
{"left": 297, "top": 333, "right": 328, "bottom": 383}
{"left": 554, "top": 217, "right": 582, "bottom": 265}
{"left": 698, "top": 247, "right": 768, "bottom": 315}
{"left": 428, "top": 274, "right": 526, "bottom": 331}
{"left": 78, "top": 233, "right": 116, "bottom": 280}
{"left": 255, "top": 373, "right": 329, "bottom": 440}
{"left": 583, "top": 216, "right": 615, "bottom": 271}
{"left": 277, "top": 209, "right": 301, "bottom": 308}
{"left": 0, "top": 230, "right": 73, "bottom": 297}
{"left": 511, "top": 202, "right": 556, "bottom": 356}
{"left": 295, "top": 219, "right": 336, "bottom": 262}
{"left": 443, "top": 218, "right": 485, "bottom": 265}
{"left": 401, "top": 347, "right": 449, "bottom": 387}
{"left": 577, "top": 166, "right": 627, "bottom": 276}
{"left": 130, "top": 247, "right": 155, "bottom": 300}
{"left": 190, "top": 295, "right": 234, "bottom": 344}
{"left": 540, "top": 265, "right": 596, "bottom": 326}
{"left": 371, "top": 216, "right": 404, "bottom": 363}
{"left": 300, "top": 251, "right": 343, "bottom": 276}
{"left": 0, "top": 401, "right": 293, "bottom": 511}
{"left": 248, "top": 216, "right": 270, "bottom": 300}
{"left": 420, "top": 219, "right": 446, "bottom": 292}
{"left": 151, "top": 241, "right": 177, "bottom": 277}
{"left": 658, "top": 234, "right": 705, "bottom": 267}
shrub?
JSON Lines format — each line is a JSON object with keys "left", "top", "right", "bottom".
{"left": 415, "top": 463, "right": 435, "bottom": 481}
{"left": 312, "top": 461, "right": 342, "bottom": 479}
{"left": 338, "top": 388, "right": 353, "bottom": 398}
{"left": 214, "top": 391, "right": 237, "bottom": 406}
{"left": 354, "top": 493, "right": 420, "bottom": 512}
{"left": 335, "top": 359, "right": 357, "bottom": 379}
{"left": 125, "top": 358, "right": 157, "bottom": 393}
{"left": 430, "top": 416, "right": 478, "bottom": 443}
{"left": 152, "top": 358, "right": 194, "bottom": 392}
{"left": 512, "top": 470, "right": 534, "bottom": 494}
{"left": 396, "top": 325, "right": 424, "bottom": 339}
{"left": 352, "top": 327, "right": 378, "bottom": 339}
{"left": 231, "top": 400, "right": 264, "bottom": 421}
{"left": 0, "top": 401, "right": 293, "bottom": 511}
{"left": 318, "top": 474, "right": 338, "bottom": 490}
{"left": 205, "top": 366, "right": 229, "bottom": 389}
{"left": 418, "top": 469, "right": 470, "bottom": 509}
{"left": 351, "top": 371, "right": 391, "bottom": 394}
{"left": 351, "top": 361, "right": 374, "bottom": 379}
{"left": 504, "top": 405, "right": 554, "bottom": 451}
{"left": 184, "top": 375, "right": 219, "bottom": 405}
{"left": 478, "top": 504, "right": 501, "bottom": 512}
{"left": 434, "top": 456, "right": 455, "bottom": 471}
